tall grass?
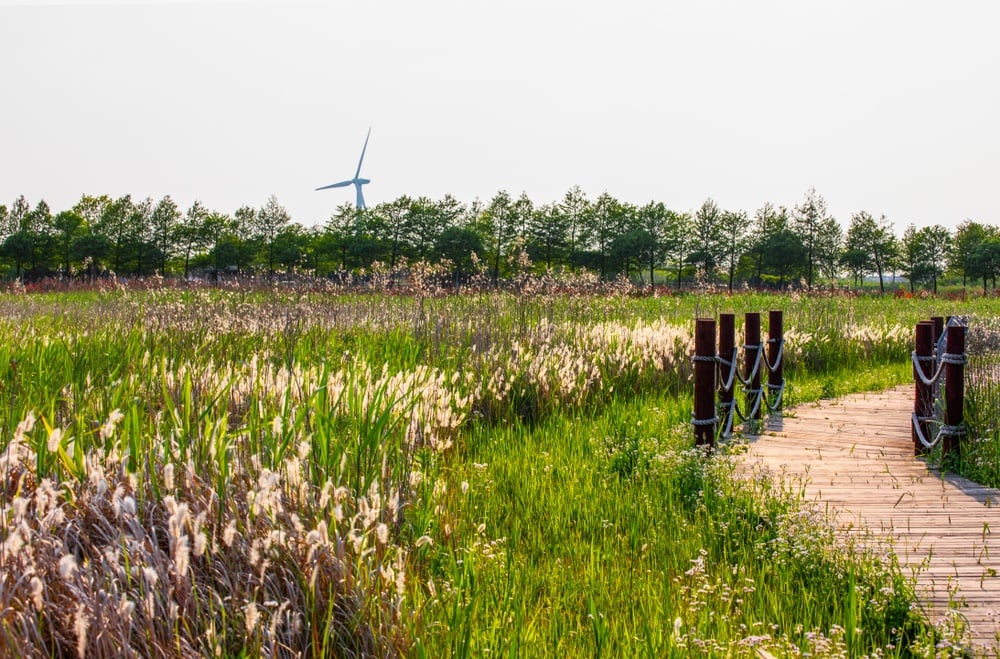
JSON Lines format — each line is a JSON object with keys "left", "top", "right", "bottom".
{"left": 0, "top": 286, "right": 993, "bottom": 655}
{"left": 956, "top": 315, "right": 1000, "bottom": 487}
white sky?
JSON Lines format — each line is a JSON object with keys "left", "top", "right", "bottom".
{"left": 2, "top": 1, "right": 998, "bottom": 231}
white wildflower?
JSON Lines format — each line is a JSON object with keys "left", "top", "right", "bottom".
{"left": 223, "top": 520, "right": 237, "bottom": 547}
{"left": 30, "top": 577, "right": 44, "bottom": 610}
{"left": 59, "top": 554, "right": 78, "bottom": 581}
{"left": 74, "top": 603, "right": 89, "bottom": 658}
{"left": 47, "top": 427, "right": 63, "bottom": 452}
{"left": 245, "top": 602, "right": 260, "bottom": 634}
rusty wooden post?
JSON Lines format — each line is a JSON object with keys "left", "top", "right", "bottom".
{"left": 931, "top": 317, "right": 944, "bottom": 346}
{"left": 694, "top": 318, "right": 718, "bottom": 446}
{"left": 718, "top": 313, "right": 736, "bottom": 430}
{"left": 913, "top": 321, "right": 934, "bottom": 455}
{"left": 942, "top": 321, "right": 965, "bottom": 457}
{"left": 768, "top": 309, "right": 783, "bottom": 412}
{"left": 744, "top": 312, "right": 762, "bottom": 422}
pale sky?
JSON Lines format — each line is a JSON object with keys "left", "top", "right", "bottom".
{"left": 2, "top": 1, "right": 998, "bottom": 231}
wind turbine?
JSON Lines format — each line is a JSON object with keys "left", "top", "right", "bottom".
{"left": 316, "top": 127, "right": 372, "bottom": 209}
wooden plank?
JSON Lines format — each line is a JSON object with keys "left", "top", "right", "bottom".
{"left": 737, "top": 385, "right": 1000, "bottom": 653}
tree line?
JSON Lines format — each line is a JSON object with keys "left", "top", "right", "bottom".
{"left": 1, "top": 187, "right": 998, "bottom": 292}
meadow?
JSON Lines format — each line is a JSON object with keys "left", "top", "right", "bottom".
{"left": 1, "top": 282, "right": 997, "bottom": 657}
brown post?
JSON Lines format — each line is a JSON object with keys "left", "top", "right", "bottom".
{"left": 744, "top": 312, "right": 762, "bottom": 422}
{"left": 694, "top": 318, "right": 718, "bottom": 446}
{"left": 719, "top": 313, "right": 736, "bottom": 411}
{"left": 913, "top": 321, "right": 934, "bottom": 455}
{"left": 931, "top": 317, "right": 944, "bottom": 345}
{"left": 768, "top": 309, "right": 784, "bottom": 412}
{"left": 943, "top": 322, "right": 965, "bottom": 457}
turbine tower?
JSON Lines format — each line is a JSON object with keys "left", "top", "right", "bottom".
{"left": 316, "top": 127, "right": 371, "bottom": 209}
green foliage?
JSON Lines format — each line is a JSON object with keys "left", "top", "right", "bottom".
{"left": 3, "top": 288, "right": 997, "bottom": 655}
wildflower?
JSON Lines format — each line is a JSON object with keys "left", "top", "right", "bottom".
{"left": 121, "top": 496, "right": 136, "bottom": 517}
{"left": 30, "top": 577, "right": 43, "bottom": 610}
{"left": 99, "top": 409, "right": 125, "bottom": 440}
{"left": 119, "top": 597, "right": 135, "bottom": 621}
{"left": 142, "top": 566, "right": 159, "bottom": 586}
{"left": 223, "top": 520, "right": 237, "bottom": 547}
{"left": 74, "top": 603, "right": 89, "bottom": 658}
{"left": 14, "top": 411, "right": 36, "bottom": 441}
{"left": 244, "top": 602, "right": 260, "bottom": 634}
{"left": 47, "top": 427, "right": 63, "bottom": 452}
{"left": 59, "top": 554, "right": 78, "bottom": 581}
{"left": 376, "top": 523, "right": 389, "bottom": 545}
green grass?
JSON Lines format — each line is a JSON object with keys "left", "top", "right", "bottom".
{"left": 408, "top": 391, "right": 924, "bottom": 656}
{"left": 1, "top": 286, "right": 996, "bottom": 656}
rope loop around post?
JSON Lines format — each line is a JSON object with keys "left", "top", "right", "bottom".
{"left": 911, "top": 350, "right": 947, "bottom": 387}
{"left": 762, "top": 338, "right": 784, "bottom": 373}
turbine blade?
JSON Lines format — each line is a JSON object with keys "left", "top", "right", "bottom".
{"left": 316, "top": 180, "right": 353, "bottom": 190}
{"left": 355, "top": 126, "right": 371, "bottom": 179}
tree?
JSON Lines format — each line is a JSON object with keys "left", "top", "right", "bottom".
{"left": 559, "top": 186, "right": 591, "bottom": 272}
{"left": 95, "top": 195, "right": 135, "bottom": 274}
{"left": 273, "top": 224, "right": 309, "bottom": 272}
{"left": 52, "top": 210, "right": 84, "bottom": 275}
{"left": 323, "top": 203, "right": 358, "bottom": 271}
{"left": 128, "top": 197, "right": 154, "bottom": 275}
{"left": 748, "top": 203, "right": 789, "bottom": 286}
{"left": 690, "top": 198, "right": 722, "bottom": 280}
{"left": 373, "top": 196, "right": 413, "bottom": 268}
{"left": 760, "top": 228, "right": 806, "bottom": 289}
{"left": 845, "top": 211, "right": 894, "bottom": 293}
{"left": 71, "top": 232, "right": 111, "bottom": 278}
{"left": 1, "top": 232, "right": 34, "bottom": 278}
{"left": 0, "top": 203, "right": 9, "bottom": 240}
{"left": 406, "top": 195, "right": 456, "bottom": 260}
{"left": 718, "top": 209, "right": 749, "bottom": 292}
{"left": 898, "top": 224, "right": 919, "bottom": 293}
{"left": 230, "top": 205, "right": 260, "bottom": 272}
{"left": 585, "top": 193, "right": 626, "bottom": 278}
{"left": 949, "top": 221, "right": 992, "bottom": 290}
{"left": 636, "top": 201, "right": 667, "bottom": 288}
{"left": 662, "top": 210, "right": 693, "bottom": 290}
{"left": 482, "top": 190, "right": 515, "bottom": 283}
{"left": 434, "top": 226, "right": 484, "bottom": 280}
{"left": 23, "top": 200, "right": 55, "bottom": 274}
{"left": 512, "top": 192, "right": 534, "bottom": 240}
{"left": 526, "top": 203, "right": 569, "bottom": 270}
{"left": 968, "top": 236, "right": 1000, "bottom": 294}
{"left": 912, "top": 225, "right": 951, "bottom": 294}
{"left": 255, "top": 195, "right": 292, "bottom": 273}
{"left": 151, "top": 196, "right": 180, "bottom": 275}
{"left": 7, "top": 196, "right": 30, "bottom": 236}
{"left": 178, "top": 201, "right": 210, "bottom": 278}
{"left": 792, "top": 188, "right": 833, "bottom": 289}
{"left": 202, "top": 211, "right": 234, "bottom": 272}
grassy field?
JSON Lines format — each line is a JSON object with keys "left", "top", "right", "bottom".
{"left": 0, "top": 285, "right": 996, "bottom": 656}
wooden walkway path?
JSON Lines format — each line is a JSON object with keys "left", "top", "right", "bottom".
{"left": 739, "top": 385, "right": 1000, "bottom": 653}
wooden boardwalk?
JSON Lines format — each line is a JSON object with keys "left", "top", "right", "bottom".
{"left": 738, "top": 385, "right": 1000, "bottom": 653}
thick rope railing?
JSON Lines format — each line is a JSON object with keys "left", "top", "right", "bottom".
{"left": 693, "top": 310, "right": 785, "bottom": 446}
{"left": 912, "top": 316, "right": 966, "bottom": 455}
